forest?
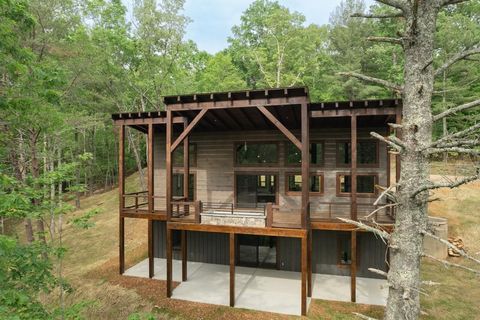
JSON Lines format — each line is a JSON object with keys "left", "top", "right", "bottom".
{"left": 0, "top": 0, "right": 479, "bottom": 318}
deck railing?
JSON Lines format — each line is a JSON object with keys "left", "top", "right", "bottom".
{"left": 123, "top": 191, "right": 148, "bottom": 210}
{"left": 170, "top": 198, "right": 201, "bottom": 223}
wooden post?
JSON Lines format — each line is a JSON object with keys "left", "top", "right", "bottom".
{"left": 148, "top": 219, "right": 154, "bottom": 278}
{"left": 166, "top": 110, "right": 173, "bottom": 221}
{"left": 386, "top": 125, "right": 391, "bottom": 188}
{"left": 395, "top": 107, "right": 402, "bottom": 183}
{"left": 307, "top": 229, "right": 312, "bottom": 297}
{"left": 118, "top": 125, "right": 125, "bottom": 274}
{"left": 266, "top": 202, "right": 273, "bottom": 227}
{"left": 183, "top": 118, "right": 189, "bottom": 214}
{"left": 181, "top": 230, "right": 187, "bottom": 281}
{"left": 351, "top": 115, "right": 357, "bottom": 220}
{"left": 351, "top": 230, "right": 357, "bottom": 302}
{"left": 229, "top": 233, "right": 235, "bottom": 307}
{"left": 194, "top": 200, "right": 201, "bottom": 223}
{"left": 166, "top": 226, "right": 172, "bottom": 297}
{"left": 301, "top": 234, "right": 307, "bottom": 316}
{"left": 301, "top": 103, "right": 310, "bottom": 229}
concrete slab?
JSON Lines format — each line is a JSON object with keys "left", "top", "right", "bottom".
{"left": 124, "top": 259, "right": 387, "bottom": 316}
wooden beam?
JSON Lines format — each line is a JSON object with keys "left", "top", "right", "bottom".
{"left": 301, "top": 234, "right": 307, "bottom": 316}
{"left": 257, "top": 106, "right": 302, "bottom": 150}
{"left": 311, "top": 221, "right": 394, "bottom": 233}
{"left": 308, "top": 230, "right": 312, "bottom": 297}
{"left": 166, "top": 110, "right": 173, "bottom": 221}
{"left": 166, "top": 227, "right": 173, "bottom": 297}
{"left": 148, "top": 124, "right": 154, "bottom": 213}
{"left": 183, "top": 118, "right": 190, "bottom": 216}
{"left": 351, "top": 230, "right": 357, "bottom": 302}
{"left": 182, "top": 230, "right": 187, "bottom": 281}
{"left": 171, "top": 108, "right": 208, "bottom": 152}
{"left": 148, "top": 219, "right": 154, "bottom": 278}
{"left": 229, "top": 233, "right": 235, "bottom": 307}
{"left": 113, "top": 116, "right": 185, "bottom": 126}
{"left": 310, "top": 108, "right": 397, "bottom": 118}
{"left": 301, "top": 103, "right": 310, "bottom": 229}
{"left": 118, "top": 125, "right": 125, "bottom": 275}
{"left": 351, "top": 115, "right": 357, "bottom": 221}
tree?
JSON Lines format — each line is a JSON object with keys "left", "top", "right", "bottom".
{"left": 341, "top": 1, "right": 480, "bottom": 319}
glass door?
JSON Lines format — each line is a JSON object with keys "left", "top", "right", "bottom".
{"left": 236, "top": 174, "right": 276, "bottom": 208}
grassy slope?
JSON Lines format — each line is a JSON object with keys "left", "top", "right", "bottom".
{"left": 58, "top": 167, "right": 480, "bottom": 319}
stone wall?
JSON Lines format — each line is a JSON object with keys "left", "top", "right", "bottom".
{"left": 201, "top": 212, "right": 265, "bottom": 227}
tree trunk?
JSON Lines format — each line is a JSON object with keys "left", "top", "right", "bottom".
{"left": 74, "top": 131, "right": 81, "bottom": 209}
{"left": 385, "top": 3, "right": 437, "bottom": 319}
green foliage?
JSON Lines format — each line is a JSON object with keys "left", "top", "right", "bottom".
{"left": 70, "top": 208, "right": 101, "bottom": 229}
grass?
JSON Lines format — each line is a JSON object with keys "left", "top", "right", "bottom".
{"left": 43, "top": 162, "right": 480, "bottom": 319}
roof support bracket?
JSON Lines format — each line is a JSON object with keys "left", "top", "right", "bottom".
{"left": 171, "top": 109, "right": 208, "bottom": 152}
{"left": 257, "top": 105, "right": 302, "bottom": 150}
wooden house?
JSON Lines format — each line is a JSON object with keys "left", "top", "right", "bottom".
{"left": 112, "top": 87, "right": 401, "bottom": 315}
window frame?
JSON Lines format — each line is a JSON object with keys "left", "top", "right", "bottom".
{"left": 335, "top": 139, "right": 379, "bottom": 168}
{"left": 284, "top": 172, "right": 325, "bottom": 196}
{"left": 284, "top": 140, "right": 325, "bottom": 167}
{"left": 173, "top": 143, "right": 197, "bottom": 168}
{"left": 234, "top": 141, "right": 280, "bottom": 167}
{"left": 336, "top": 172, "right": 378, "bottom": 197}
{"left": 172, "top": 170, "right": 197, "bottom": 201}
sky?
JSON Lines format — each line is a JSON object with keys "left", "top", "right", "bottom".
{"left": 125, "top": 0, "right": 375, "bottom": 54}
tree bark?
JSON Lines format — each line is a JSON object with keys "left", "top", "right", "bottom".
{"left": 385, "top": 2, "right": 438, "bottom": 319}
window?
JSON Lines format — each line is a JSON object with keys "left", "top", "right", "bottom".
{"left": 172, "top": 173, "right": 195, "bottom": 201}
{"left": 286, "top": 174, "right": 323, "bottom": 194}
{"left": 236, "top": 174, "right": 277, "bottom": 207}
{"left": 337, "top": 174, "right": 377, "bottom": 195}
{"left": 235, "top": 142, "right": 278, "bottom": 165}
{"left": 285, "top": 142, "right": 324, "bottom": 166}
{"left": 173, "top": 144, "right": 197, "bottom": 167}
{"left": 336, "top": 140, "right": 378, "bottom": 167}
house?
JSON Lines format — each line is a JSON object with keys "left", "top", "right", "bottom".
{"left": 111, "top": 87, "right": 401, "bottom": 316}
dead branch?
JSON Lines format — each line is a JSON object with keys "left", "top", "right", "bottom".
{"left": 376, "top": 0, "right": 408, "bottom": 11}
{"left": 412, "top": 171, "right": 480, "bottom": 197}
{"left": 337, "top": 72, "right": 403, "bottom": 93}
{"left": 422, "top": 280, "right": 441, "bottom": 286}
{"left": 374, "top": 184, "right": 396, "bottom": 205}
{"left": 440, "top": 0, "right": 471, "bottom": 7}
{"left": 370, "top": 132, "right": 403, "bottom": 152}
{"left": 388, "top": 122, "right": 403, "bottom": 129}
{"left": 363, "top": 203, "right": 398, "bottom": 220}
{"left": 433, "top": 98, "right": 480, "bottom": 121}
{"left": 367, "top": 36, "right": 404, "bottom": 46}
{"left": 368, "top": 267, "right": 388, "bottom": 277}
{"left": 426, "top": 147, "right": 480, "bottom": 156}
{"left": 434, "top": 139, "right": 479, "bottom": 149}
{"left": 351, "top": 12, "right": 403, "bottom": 18}
{"left": 435, "top": 46, "right": 480, "bottom": 77}
{"left": 337, "top": 217, "right": 391, "bottom": 240}
{"left": 424, "top": 254, "right": 480, "bottom": 275}
{"left": 422, "top": 230, "right": 480, "bottom": 265}
{"left": 352, "top": 312, "right": 378, "bottom": 320}
{"left": 431, "top": 123, "right": 480, "bottom": 147}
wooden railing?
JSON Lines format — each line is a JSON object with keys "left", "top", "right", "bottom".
{"left": 123, "top": 191, "right": 148, "bottom": 210}
{"left": 170, "top": 199, "right": 202, "bottom": 223}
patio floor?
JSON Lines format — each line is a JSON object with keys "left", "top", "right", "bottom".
{"left": 124, "top": 258, "right": 387, "bottom": 316}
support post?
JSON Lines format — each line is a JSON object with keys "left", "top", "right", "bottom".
{"left": 351, "top": 115, "right": 357, "bottom": 220}
{"left": 386, "top": 125, "right": 391, "bottom": 188}
{"left": 307, "top": 229, "right": 312, "bottom": 297}
{"left": 166, "top": 110, "right": 173, "bottom": 221}
{"left": 183, "top": 118, "right": 189, "bottom": 214}
{"left": 301, "top": 103, "right": 310, "bottom": 229}
{"left": 148, "top": 219, "right": 154, "bottom": 278}
{"left": 351, "top": 230, "right": 357, "bottom": 302}
{"left": 118, "top": 125, "right": 125, "bottom": 274}
{"left": 301, "top": 234, "right": 307, "bottom": 316}
{"left": 229, "top": 233, "right": 235, "bottom": 307}
{"left": 181, "top": 230, "right": 187, "bottom": 281}
{"left": 166, "top": 226, "right": 172, "bottom": 297}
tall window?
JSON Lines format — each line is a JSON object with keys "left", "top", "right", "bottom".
{"left": 235, "top": 142, "right": 278, "bottom": 165}
{"left": 172, "top": 173, "right": 195, "bottom": 201}
{"left": 286, "top": 174, "right": 323, "bottom": 194}
{"left": 337, "top": 174, "right": 377, "bottom": 195}
{"left": 173, "top": 144, "right": 197, "bottom": 167}
{"left": 336, "top": 140, "right": 378, "bottom": 167}
{"left": 285, "top": 142, "right": 324, "bottom": 166}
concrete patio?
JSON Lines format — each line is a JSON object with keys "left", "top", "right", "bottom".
{"left": 124, "top": 258, "right": 387, "bottom": 316}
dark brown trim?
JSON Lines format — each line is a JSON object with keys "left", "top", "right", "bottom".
{"left": 284, "top": 140, "right": 325, "bottom": 167}
{"left": 335, "top": 139, "right": 380, "bottom": 168}
{"left": 257, "top": 106, "right": 302, "bottom": 150}
{"left": 336, "top": 172, "right": 379, "bottom": 197}
{"left": 233, "top": 141, "right": 280, "bottom": 167}
{"left": 181, "top": 230, "right": 187, "bottom": 281}
{"left": 351, "top": 230, "right": 357, "bottom": 302}
{"left": 284, "top": 172, "right": 325, "bottom": 196}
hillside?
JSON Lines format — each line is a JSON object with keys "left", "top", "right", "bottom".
{"left": 58, "top": 170, "right": 480, "bottom": 319}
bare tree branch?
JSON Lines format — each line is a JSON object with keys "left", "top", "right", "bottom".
{"left": 367, "top": 36, "right": 404, "bottom": 46}
{"left": 424, "top": 254, "right": 480, "bottom": 275}
{"left": 434, "top": 139, "right": 479, "bottom": 149}
{"left": 368, "top": 267, "right": 388, "bottom": 277}
{"left": 375, "top": 0, "right": 408, "bottom": 11}
{"left": 422, "top": 230, "right": 480, "bottom": 264}
{"left": 433, "top": 98, "right": 480, "bottom": 121}
{"left": 370, "top": 131, "right": 404, "bottom": 151}
{"left": 388, "top": 122, "right": 403, "bottom": 129}
{"left": 440, "top": 0, "right": 471, "bottom": 7}
{"left": 338, "top": 72, "right": 403, "bottom": 93}
{"left": 412, "top": 171, "right": 480, "bottom": 197}
{"left": 435, "top": 46, "right": 480, "bottom": 77}
{"left": 351, "top": 12, "right": 403, "bottom": 18}
{"left": 431, "top": 123, "right": 480, "bottom": 147}
{"left": 353, "top": 312, "right": 378, "bottom": 320}
{"left": 427, "top": 147, "right": 480, "bottom": 156}
{"left": 337, "top": 217, "right": 391, "bottom": 240}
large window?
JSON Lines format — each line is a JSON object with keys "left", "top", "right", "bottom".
{"left": 337, "top": 174, "right": 377, "bottom": 195}
{"left": 172, "top": 173, "right": 195, "bottom": 201}
{"left": 235, "top": 174, "right": 277, "bottom": 207}
{"left": 285, "top": 173, "right": 324, "bottom": 195}
{"left": 285, "top": 141, "right": 324, "bottom": 166}
{"left": 235, "top": 142, "right": 278, "bottom": 165}
{"left": 336, "top": 140, "right": 378, "bottom": 167}
{"left": 173, "top": 144, "right": 197, "bottom": 167}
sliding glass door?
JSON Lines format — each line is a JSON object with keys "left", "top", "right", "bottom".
{"left": 235, "top": 174, "right": 276, "bottom": 208}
